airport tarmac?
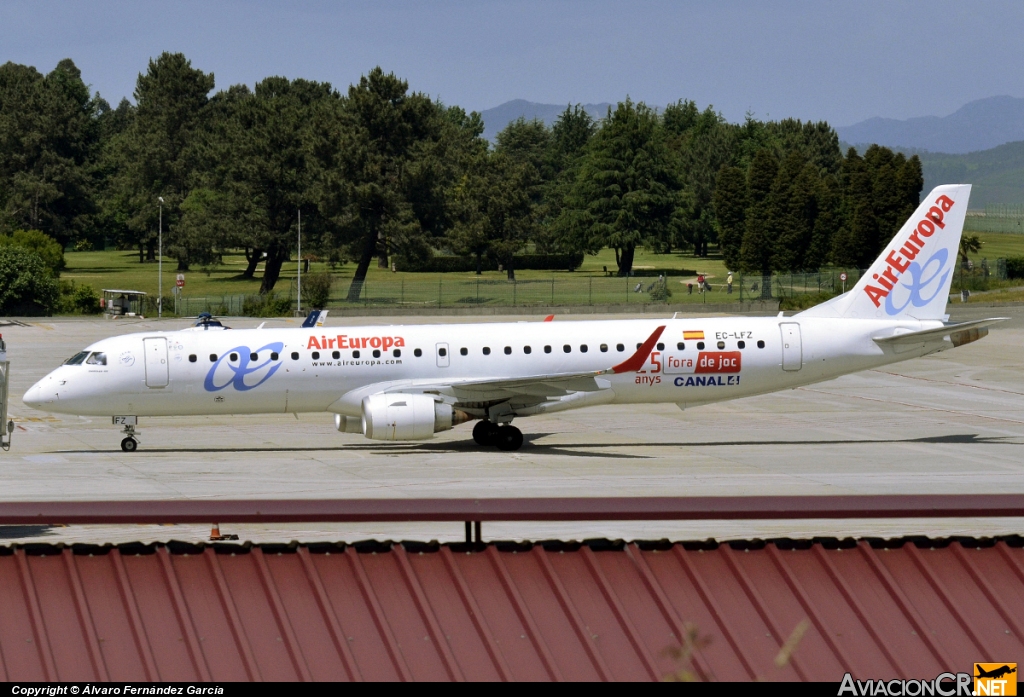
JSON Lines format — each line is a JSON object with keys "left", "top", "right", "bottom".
{"left": 1, "top": 306, "right": 1023, "bottom": 544}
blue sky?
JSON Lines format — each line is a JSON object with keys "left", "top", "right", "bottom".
{"left": 2, "top": 0, "right": 1022, "bottom": 126}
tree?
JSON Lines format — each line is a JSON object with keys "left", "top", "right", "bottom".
{"left": 713, "top": 165, "right": 746, "bottom": 270}
{"left": 663, "top": 102, "right": 735, "bottom": 256}
{"left": 204, "top": 77, "right": 336, "bottom": 292}
{"left": 958, "top": 234, "right": 982, "bottom": 288}
{"left": 315, "top": 68, "right": 452, "bottom": 302}
{"left": 0, "top": 59, "right": 101, "bottom": 247}
{"left": 832, "top": 148, "right": 878, "bottom": 268}
{"left": 0, "top": 246, "right": 60, "bottom": 316}
{"left": 739, "top": 149, "right": 778, "bottom": 295}
{"left": 0, "top": 229, "right": 65, "bottom": 275}
{"left": 101, "top": 53, "right": 215, "bottom": 266}
{"left": 558, "top": 99, "right": 679, "bottom": 276}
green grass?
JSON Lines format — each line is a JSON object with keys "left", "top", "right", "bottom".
{"left": 58, "top": 234, "right": 1024, "bottom": 314}
{"left": 60, "top": 247, "right": 736, "bottom": 313}
{"left": 966, "top": 231, "right": 1024, "bottom": 260}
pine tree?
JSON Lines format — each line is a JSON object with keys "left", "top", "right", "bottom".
{"left": 740, "top": 149, "right": 778, "bottom": 294}
{"left": 713, "top": 165, "right": 747, "bottom": 271}
{"left": 559, "top": 99, "right": 679, "bottom": 276}
{"left": 832, "top": 148, "right": 878, "bottom": 268}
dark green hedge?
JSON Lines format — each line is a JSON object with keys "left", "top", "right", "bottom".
{"left": 1006, "top": 257, "right": 1024, "bottom": 279}
{"left": 398, "top": 253, "right": 584, "bottom": 273}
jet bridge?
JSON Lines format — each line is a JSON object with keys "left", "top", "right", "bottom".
{"left": 0, "top": 334, "right": 11, "bottom": 450}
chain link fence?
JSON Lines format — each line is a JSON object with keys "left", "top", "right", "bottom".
{"left": 965, "top": 206, "right": 1024, "bottom": 234}
{"left": 164, "top": 261, "right": 1014, "bottom": 317}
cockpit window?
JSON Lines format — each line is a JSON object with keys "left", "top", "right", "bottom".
{"left": 64, "top": 351, "right": 89, "bottom": 365}
{"left": 86, "top": 352, "right": 107, "bottom": 366}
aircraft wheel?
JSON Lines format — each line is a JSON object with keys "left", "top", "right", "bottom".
{"left": 494, "top": 425, "right": 523, "bottom": 452}
{"left": 121, "top": 437, "right": 138, "bottom": 452}
{"left": 473, "top": 420, "right": 498, "bottom": 446}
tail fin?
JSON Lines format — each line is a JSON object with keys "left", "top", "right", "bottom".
{"left": 799, "top": 184, "right": 971, "bottom": 320}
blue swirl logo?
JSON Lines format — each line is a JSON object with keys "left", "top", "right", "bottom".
{"left": 204, "top": 342, "right": 284, "bottom": 392}
{"left": 885, "top": 249, "right": 951, "bottom": 316}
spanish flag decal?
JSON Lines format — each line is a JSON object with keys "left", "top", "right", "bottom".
{"left": 683, "top": 330, "right": 704, "bottom": 340}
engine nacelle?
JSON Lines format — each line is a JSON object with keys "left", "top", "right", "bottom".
{"left": 361, "top": 393, "right": 470, "bottom": 441}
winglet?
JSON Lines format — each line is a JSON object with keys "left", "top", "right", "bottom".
{"left": 543, "top": 315, "right": 554, "bottom": 322}
{"left": 610, "top": 326, "right": 666, "bottom": 374}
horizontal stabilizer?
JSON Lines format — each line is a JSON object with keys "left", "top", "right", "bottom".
{"left": 872, "top": 318, "right": 1007, "bottom": 347}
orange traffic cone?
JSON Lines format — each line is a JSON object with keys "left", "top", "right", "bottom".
{"left": 209, "top": 523, "right": 238, "bottom": 541}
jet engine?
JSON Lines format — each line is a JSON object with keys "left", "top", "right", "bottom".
{"left": 360, "top": 393, "right": 471, "bottom": 441}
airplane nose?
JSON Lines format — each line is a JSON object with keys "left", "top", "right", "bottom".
{"left": 23, "top": 381, "right": 47, "bottom": 410}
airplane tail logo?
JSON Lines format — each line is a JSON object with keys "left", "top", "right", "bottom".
{"left": 798, "top": 184, "right": 971, "bottom": 321}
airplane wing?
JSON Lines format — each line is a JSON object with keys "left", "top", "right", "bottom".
{"left": 872, "top": 318, "right": 1007, "bottom": 347}
{"left": 329, "top": 325, "right": 666, "bottom": 412}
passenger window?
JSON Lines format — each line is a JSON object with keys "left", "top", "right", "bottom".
{"left": 656, "top": 343, "right": 664, "bottom": 351}
{"left": 291, "top": 352, "right": 299, "bottom": 360}
{"left": 677, "top": 342, "right": 684, "bottom": 351}
{"left": 64, "top": 351, "right": 89, "bottom": 365}
{"left": 600, "top": 344, "right": 608, "bottom": 352}
{"left": 616, "top": 344, "right": 625, "bottom": 352}
{"left": 353, "top": 350, "right": 360, "bottom": 358}
{"left": 230, "top": 353, "right": 239, "bottom": 361}
{"left": 373, "top": 349, "right": 381, "bottom": 358}
{"left": 312, "top": 351, "right": 320, "bottom": 360}
{"left": 580, "top": 344, "right": 588, "bottom": 353}
{"left": 757, "top": 340, "right": 765, "bottom": 349}
{"left": 696, "top": 342, "right": 704, "bottom": 350}
{"left": 394, "top": 349, "right": 401, "bottom": 357}
{"left": 210, "top": 354, "right": 217, "bottom": 362}
{"left": 544, "top": 345, "right": 552, "bottom": 353}
{"left": 504, "top": 346, "right": 511, "bottom": 355}
{"left": 271, "top": 352, "right": 279, "bottom": 360}
{"left": 717, "top": 341, "right": 725, "bottom": 350}
{"left": 250, "top": 353, "right": 258, "bottom": 361}
{"left": 189, "top": 354, "right": 197, "bottom": 363}
{"left": 524, "top": 346, "right": 532, "bottom": 354}
{"left": 483, "top": 347, "right": 491, "bottom": 355}
{"left": 86, "top": 352, "right": 107, "bottom": 365}
{"left": 414, "top": 348, "right": 422, "bottom": 357}
{"left": 460, "top": 347, "right": 468, "bottom": 356}
{"left": 738, "top": 341, "right": 746, "bottom": 349}
{"left": 563, "top": 345, "right": 571, "bottom": 353}
{"left": 438, "top": 348, "right": 447, "bottom": 357}
{"left": 332, "top": 351, "right": 340, "bottom": 359}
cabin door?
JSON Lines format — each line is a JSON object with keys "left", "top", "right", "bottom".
{"left": 143, "top": 338, "right": 169, "bottom": 387}
{"left": 780, "top": 323, "right": 802, "bottom": 372}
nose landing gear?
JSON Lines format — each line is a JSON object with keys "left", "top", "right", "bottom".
{"left": 472, "top": 420, "right": 524, "bottom": 451}
{"left": 114, "top": 416, "right": 139, "bottom": 452}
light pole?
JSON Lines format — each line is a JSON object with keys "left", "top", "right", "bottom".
{"left": 297, "top": 208, "right": 302, "bottom": 316}
{"left": 157, "top": 197, "right": 164, "bottom": 318}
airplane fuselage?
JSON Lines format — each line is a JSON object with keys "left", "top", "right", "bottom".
{"left": 24, "top": 315, "right": 952, "bottom": 419}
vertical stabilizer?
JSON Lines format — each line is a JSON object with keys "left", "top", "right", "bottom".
{"left": 798, "top": 184, "right": 971, "bottom": 319}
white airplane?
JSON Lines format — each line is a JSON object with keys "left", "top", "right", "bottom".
{"left": 23, "top": 185, "right": 1004, "bottom": 452}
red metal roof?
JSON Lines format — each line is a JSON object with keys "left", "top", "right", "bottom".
{"left": 1, "top": 537, "right": 1021, "bottom": 682}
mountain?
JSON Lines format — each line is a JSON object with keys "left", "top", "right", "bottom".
{"left": 479, "top": 99, "right": 612, "bottom": 141}
{"left": 840, "top": 139, "right": 1024, "bottom": 208}
{"left": 837, "top": 96, "right": 1024, "bottom": 155}
{"left": 917, "top": 141, "right": 1024, "bottom": 208}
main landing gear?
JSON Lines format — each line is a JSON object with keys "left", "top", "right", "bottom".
{"left": 472, "top": 420, "right": 524, "bottom": 451}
